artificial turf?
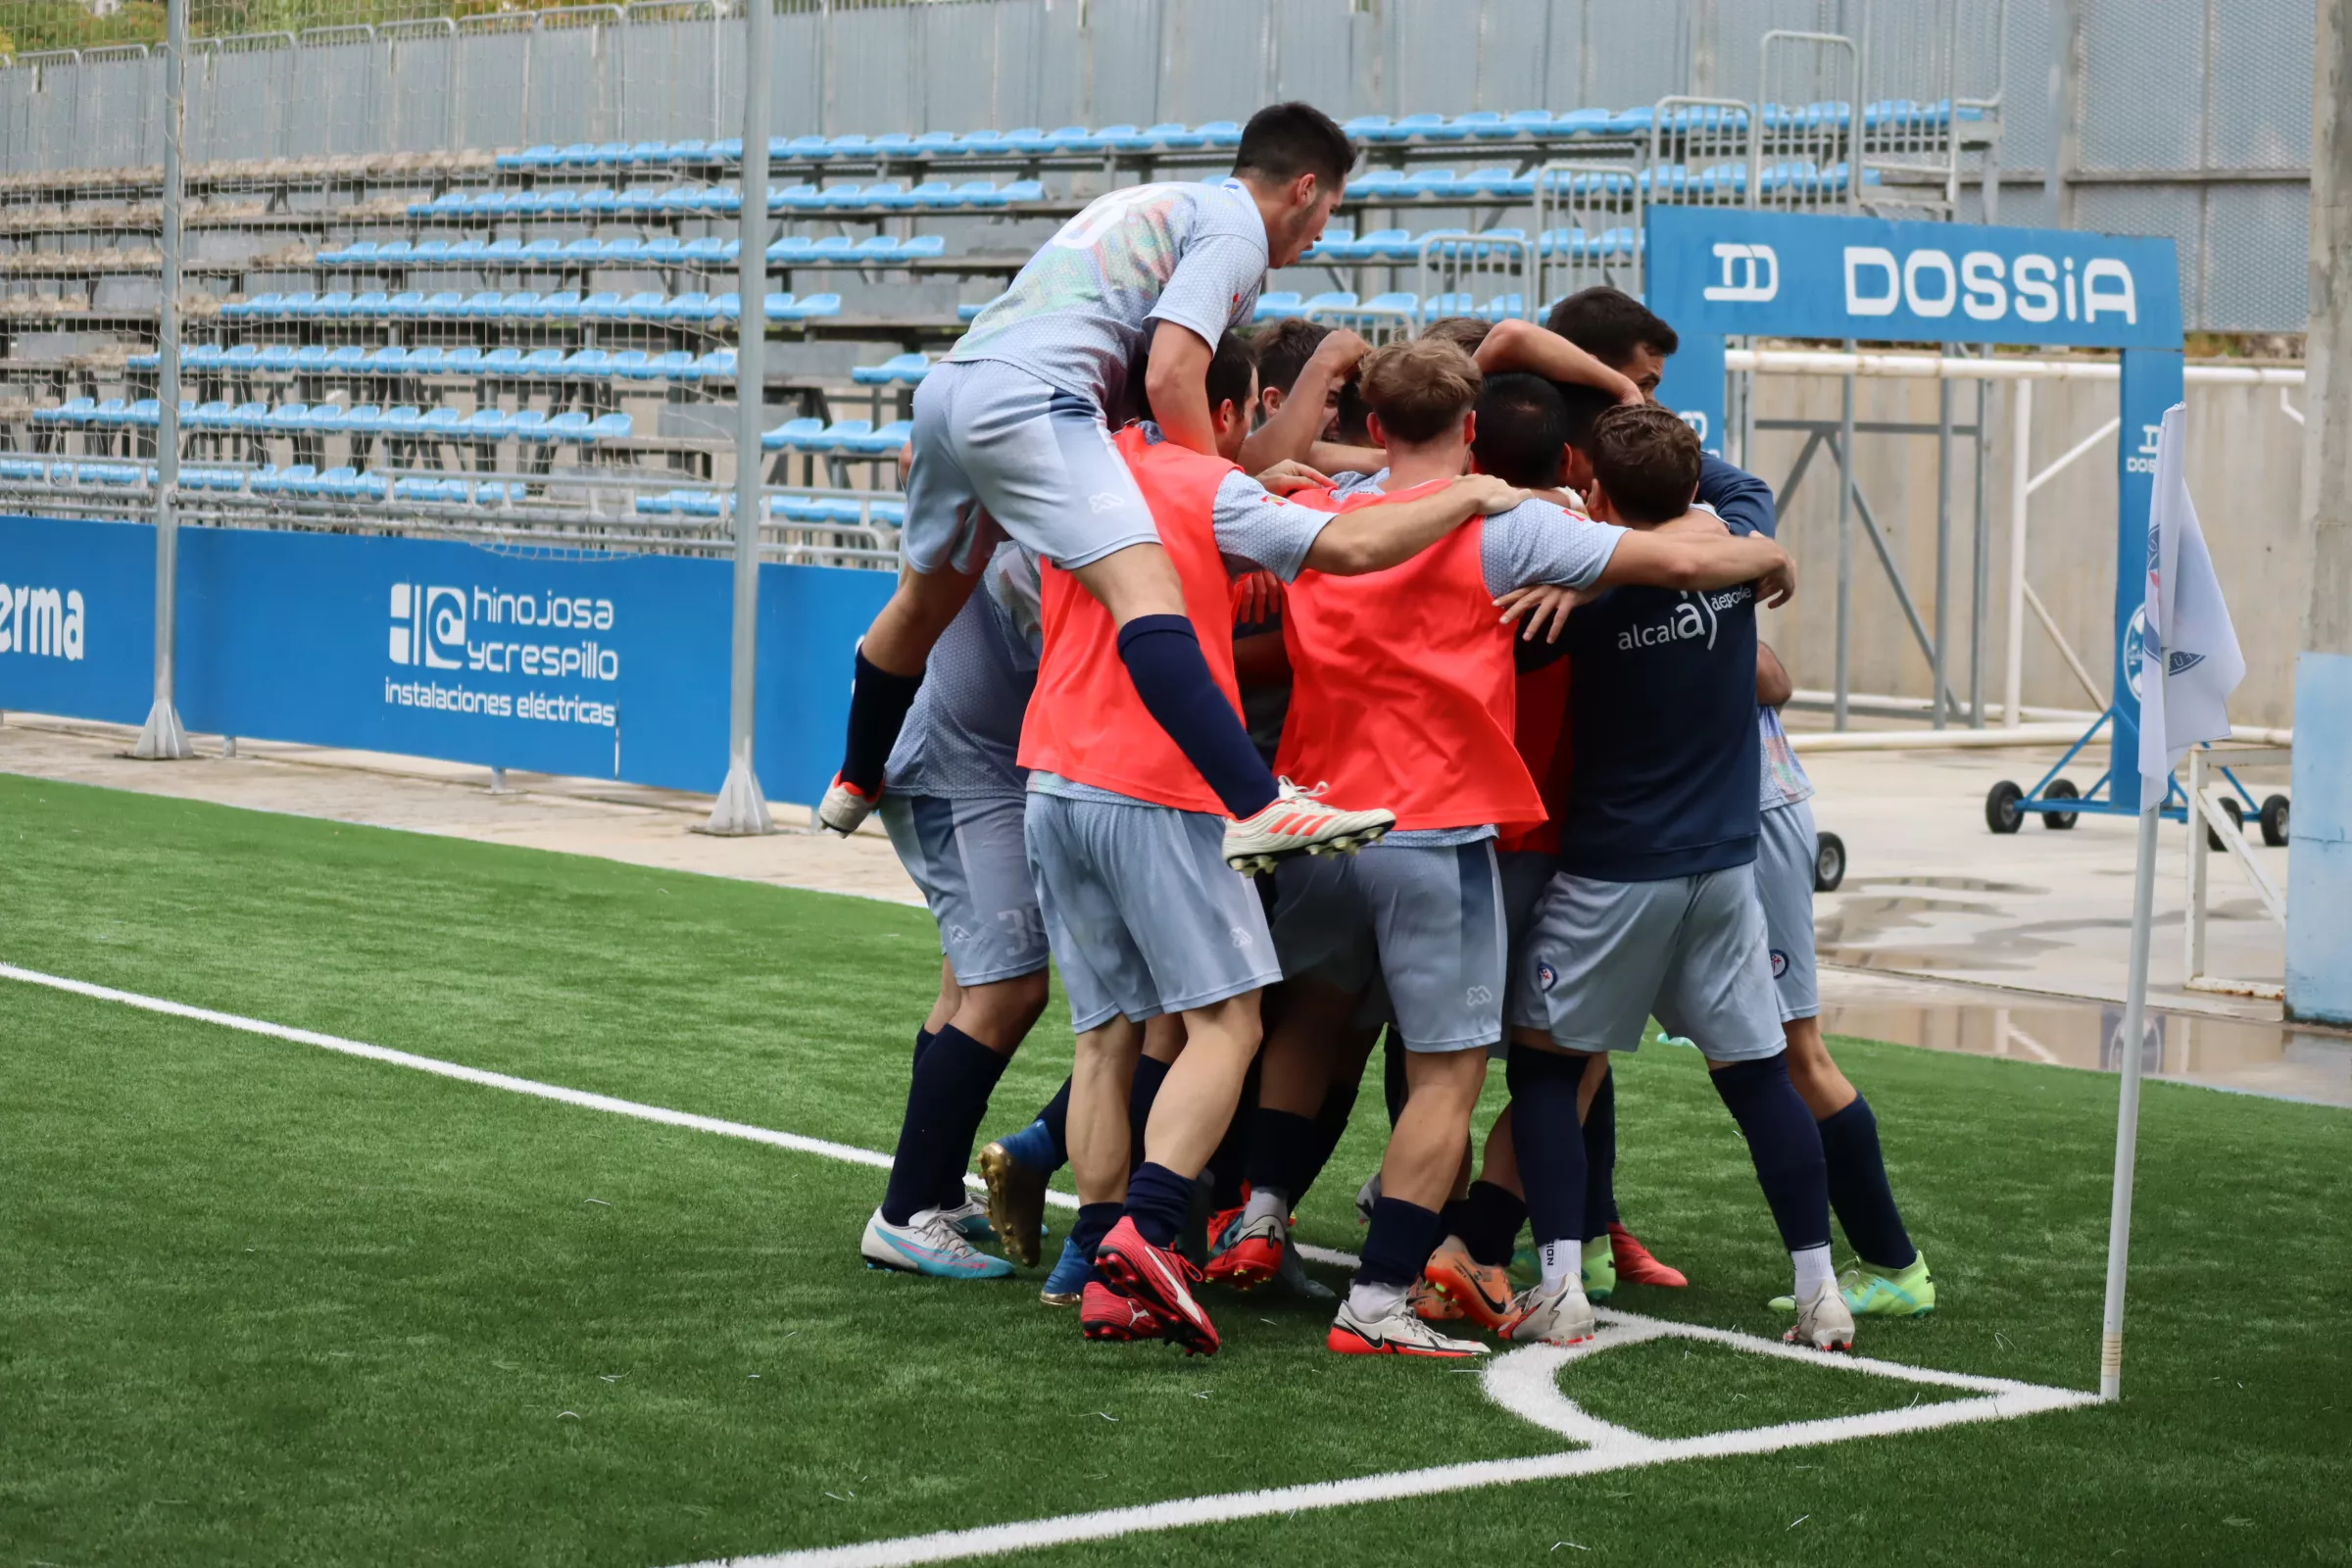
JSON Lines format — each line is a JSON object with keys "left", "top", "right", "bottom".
{"left": 2, "top": 771, "right": 2348, "bottom": 1567}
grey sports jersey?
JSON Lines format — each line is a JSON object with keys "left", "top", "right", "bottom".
{"left": 1477, "top": 496, "right": 1625, "bottom": 596}
{"left": 885, "top": 544, "right": 1044, "bottom": 801}
{"left": 950, "top": 179, "right": 1269, "bottom": 419}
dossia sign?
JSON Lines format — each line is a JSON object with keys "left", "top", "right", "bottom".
{"left": 1647, "top": 207, "right": 2183, "bottom": 351}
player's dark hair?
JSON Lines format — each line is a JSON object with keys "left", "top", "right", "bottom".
{"left": 1471, "top": 372, "right": 1568, "bottom": 489}
{"left": 1207, "top": 329, "right": 1259, "bottom": 416}
{"left": 1234, "top": 102, "right": 1356, "bottom": 191}
{"left": 1358, "top": 337, "right": 1482, "bottom": 444}
{"left": 1251, "top": 317, "right": 1331, "bottom": 397}
{"left": 1544, "top": 287, "right": 1680, "bottom": 368}
{"left": 1588, "top": 404, "right": 1701, "bottom": 523}
{"left": 1550, "top": 379, "right": 1619, "bottom": 452}
{"left": 1332, "top": 375, "right": 1372, "bottom": 446}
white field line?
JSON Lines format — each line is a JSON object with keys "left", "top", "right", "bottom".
{"left": 4, "top": 961, "right": 2101, "bottom": 1568}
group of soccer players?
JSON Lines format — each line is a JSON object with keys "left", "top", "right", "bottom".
{"left": 827, "top": 101, "right": 1936, "bottom": 1360}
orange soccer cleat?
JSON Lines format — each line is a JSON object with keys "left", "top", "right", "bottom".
{"left": 1609, "top": 1221, "right": 1689, "bottom": 1288}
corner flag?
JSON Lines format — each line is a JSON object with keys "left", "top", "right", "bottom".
{"left": 2136, "top": 403, "right": 2246, "bottom": 805}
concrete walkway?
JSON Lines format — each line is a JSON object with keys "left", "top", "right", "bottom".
{"left": 6, "top": 711, "right": 2342, "bottom": 1105}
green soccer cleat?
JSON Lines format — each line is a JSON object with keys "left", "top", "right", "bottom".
{"left": 1769, "top": 1252, "right": 1936, "bottom": 1318}
{"left": 1580, "top": 1235, "right": 1616, "bottom": 1301}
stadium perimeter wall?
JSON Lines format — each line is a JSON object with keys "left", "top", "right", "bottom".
{"left": 0, "top": 0, "right": 2316, "bottom": 332}
{"left": 1751, "top": 371, "right": 2308, "bottom": 730}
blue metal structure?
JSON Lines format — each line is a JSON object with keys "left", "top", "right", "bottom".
{"left": 1645, "top": 206, "right": 2190, "bottom": 825}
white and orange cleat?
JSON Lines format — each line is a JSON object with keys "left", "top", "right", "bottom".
{"left": 815, "top": 773, "right": 881, "bottom": 836}
{"left": 1222, "top": 779, "right": 1396, "bottom": 875}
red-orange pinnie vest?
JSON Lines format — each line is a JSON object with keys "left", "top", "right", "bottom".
{"left": 1274, "top": 481, "right": 1545, "bottom": 832}
{"left": 1016, "top": 423, "right": 1241, "bottom": 813}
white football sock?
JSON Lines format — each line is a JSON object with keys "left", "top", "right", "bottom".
{"left": 1792, "top": 1243, "right": 1837, "bottom": 1299}
{"left": 1539, "top": 1239, "right": 1580, "bottom": 1293}
{"left": 1348, "top": 1279, "right": 1407, "bottom": 1319}
{"left": 1242, "top": 1186, "right": 1288, "bottom": 1228}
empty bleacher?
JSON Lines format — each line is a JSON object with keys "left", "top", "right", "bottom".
{"left": 0, "top": 67, "right": 1996, "bottom": 561}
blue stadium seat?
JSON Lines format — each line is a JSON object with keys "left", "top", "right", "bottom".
{"left": 481, "top": 349, "right": 527, "bottom": 375}
{"left": 442, "top": 347, "right": 485, "bottom": 374}
{"left": 1196, "top": 121, "right": 1243, "bottom": 148}
{"left": 519, "top": 348, "right": 568, "bottom": 374}
{"left": 1454, "top": 111, "right": 1507, "bottom": 138}
{"left": 224, "top": 401, "right": 270, "bottom": 433}
{"left": 564, "top": 350, "right": 611, "bottom": 376}
{"left": 853, "top": 351, "right": 931, "bottom": 385}
{"left": 507, "top": 410, "right": 550, "bottom": 441}
{"left": 1301, "top": 291, "right": 1359, "bottom": 317}
{"left": 788, "top": 293, "right": 843, "bottom": 319}
{"left": 418, "top": 407, "right": 466, "bottom": 440}
{"left": 1253, "top": 291, "right": 1305, "bottom": 322}
{"left": 1303, "top": 226, "right": 1354, "bottom": 259}
{"left": 32, "top": 396, "right": 95, "bottom": 425}
{"left": 89, "top": 397, "right": 131, "bottom": 426}
{"left": 1503, "top": 110, "right": 1554, "bottom": 136}
{"left": 587, "top": 413, "right": 633, "bottom": 442}
{"left": 1461, "top": 167, "right": 1535, "bottom": 197}
{"left": 188, "top": 400, "right": 232, "bottom": 430}
{"left": 954, "top": 179, "right": 1007, "bottom": 209}
{"left": 1000, "top": 179, "right": 1045, "bottom": 203}
{"left": 1347, "top": 169, "right": 1410, "bottom": 199}
{"left": 368, "top": 346, "right": 409, "bottom": 370}
{"left": 689, "top": 350, "right": 734, "bottom": 379}
{"left": 460, "top": 408, "right": 512, "bottom": 439}
{"left": 845, "top": 418, "right": 913, "bottom": 456}
{"left": 579, "top": 291, "right": 626, "bottom": 319}
{"left": 957, "top": 297, "right": 1001, "bottom": 321}
{"left": 620, "top": 291, "right": 669, "bottom": 319}
{"left": 760, "top": 416, "right": 826, "bottom": 451}
{"left": 907, "top": 181, "right": 959, "bottom": 209}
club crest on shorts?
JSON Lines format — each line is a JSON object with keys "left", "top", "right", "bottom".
{"left": 1537, "top": 961, "right": 1557, "bottom": 992}
{"left": 1770, "top": 949, "right": 1790, "bottom": 979}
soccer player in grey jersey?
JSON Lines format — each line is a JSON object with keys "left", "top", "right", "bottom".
{"left": 859, "top": 544, "right": 1055, "bottom": 1280}
{"left": 824, "top": 103, "right": 1396, "bottom": 876}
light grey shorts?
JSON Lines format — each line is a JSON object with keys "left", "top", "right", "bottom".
{"left": 878, "top": 792, "right": 1052, "bottom": 987}
{"left": 901, "top": 359, "right": 1160, "bottom": 576}
{"left": 1023, "top": 791, "right": 1280, "bottom": 1033}
{"left": 1507, "top": 864, "right": 1785, "bottom": 1062}
{"left": 1270, "top": 839, "right": 1507, "bottom": 1054}
{"left": 1754, "top": 799, "right": 1821, "bottom": 1022}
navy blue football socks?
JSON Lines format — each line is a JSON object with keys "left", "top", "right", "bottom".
{"left": 841, "top": 648, "right": 925, "bottom": 796}
{"left": 1243, "top": 1108, "right": 1322, "bottom": 1208}
{"left": 998, "top": 1116, "right": 1060, "bottom": 1175}
{"left": 1297, "top": 1076, "right": 1360, "bottom": 1202}
{"left": 1506, "top": 1045, "right": 1591, "bottom": 1258}
{"left": 1207, "top": 1057, "right": 1261, "bottom": 1209}
{"left": 1071, "top": 1200, "right": 1123, "bottom": 1275}
{"left": 1114, "top": 614, "right": 1279, "bottom": 818}
{"left": 1709, "top": 1052, "right": 1833, "bottom": 1254}
{"left": 1582, "top": 1063, "right": 1617, "bottom": 1241}
{"left": 912, "top": 1026, "right": 936, "bottom": 1068}
{"left": 1128, "top": 1054, "right": 1173, "bottom": 1169}
{"left": 1124, "top": 1161, "right": 1196, "bottom": 1249}
{"left": 880, "top": 1024, "right": 1008, "bottom": 1227}
{"left": 1818, "top": 1096, "right": 1919, "bottom": 1269}
{"left": 1458, "top": 1180, "right": 1527, "bottom": 1268}
{"left": 1358, "top": 1196, "right": 1445, "bottom": 1288}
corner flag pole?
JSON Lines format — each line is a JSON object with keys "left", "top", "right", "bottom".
{"left": 2098, "top": 798, "right": 2160, "bottom": 1401}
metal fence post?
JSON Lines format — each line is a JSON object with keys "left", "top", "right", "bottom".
{"left": 133, "top": 0, "right": 195, "bottom": 761}
{"left": 1933, "top": 347, "right": 1953, "bottom": 727}
{"left": 704, "top": 0, "right": 774, "bottom": 834}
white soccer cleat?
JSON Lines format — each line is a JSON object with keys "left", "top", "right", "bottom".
{"left": 1222, "top": 779, "right": 1396, "bottom": 875}
{"left": 1327, "top": 1296, "right": 1491, "bottom": 1358}
{"left": 1785, "top": 1277, "right": 1858, "bottom": 1351}
{"left": 816, "top": 773, "right": 881, "bottom": 836}
{"left": 1502, "top": 1275, "right": 1596, "bottom": 1346}
{"left": 933, "top": 1196, "right": 994, "bottom": 1243}
{"left": 859, "top": 1207, "right": 1015, "bottom": 1280}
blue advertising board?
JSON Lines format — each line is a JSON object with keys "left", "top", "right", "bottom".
{"left": 0, "top": 517, "right": 894, "bottom": 807}
{"left": 1644, "top": 207, "right": 2184, "bottom": 811}
{"left": 0, "top": 514, "right": 157, "bottom": 726}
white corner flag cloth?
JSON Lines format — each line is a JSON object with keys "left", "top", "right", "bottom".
{"left": 2136, "top": 403, "right": 2245, "bottom": 806}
